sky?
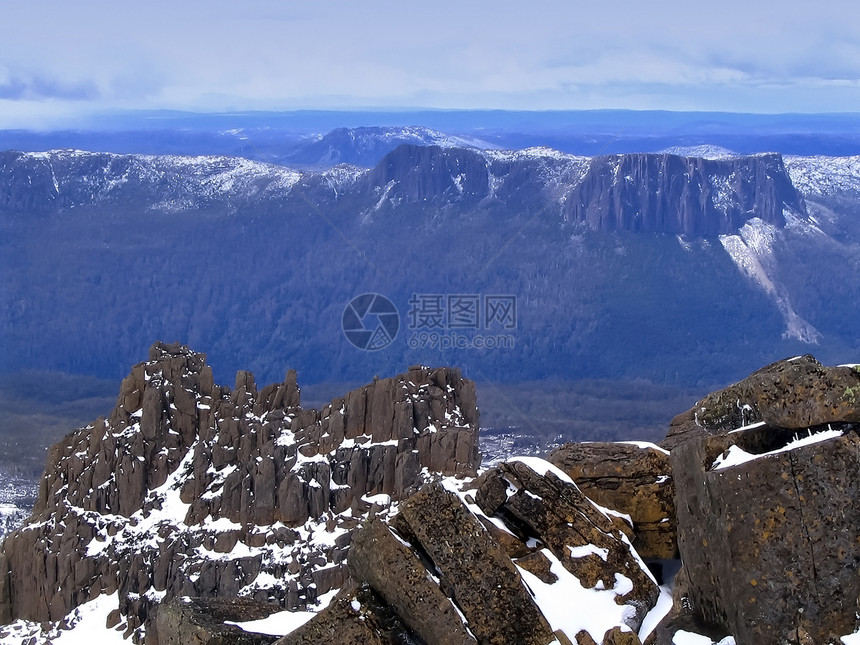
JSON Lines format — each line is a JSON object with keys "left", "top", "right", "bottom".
{"left": 0, "top": 0, "right": 858, "bottom": 128}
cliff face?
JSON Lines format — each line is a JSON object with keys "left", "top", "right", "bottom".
{"left": 0, "top": 342, "right": 478, "bottom": 641}
{"left": 2, "top": 147, "right": 805, "bottom": 238}
{"left": 363, "top": 144, "right": 491, "bottom": 203}
{"left": 562, "top": 153, "right": 806, "bottom": 235}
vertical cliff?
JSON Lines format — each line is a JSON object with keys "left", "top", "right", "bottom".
{"left": 563, "top": 152, "right": 806, "bottom": 235}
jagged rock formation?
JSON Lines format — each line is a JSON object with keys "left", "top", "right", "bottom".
{"left": 547, "top": 442, "right": 677, "bottom": 560}
{"left": 269, "top": 462, "right": 659, "bottom": 645}
{"left": 0, "top": 342, "right": 478, "bottom": 642}
{"left": 5, "top": 349, "right": 860, "bottom": 645}
{"left": 663, "top": 356, "right": 860, "bottom": 644}
{"left": 562, "top": 153, "right": 806, "bottom": 236}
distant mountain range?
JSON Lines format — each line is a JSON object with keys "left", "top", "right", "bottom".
{"left": 1, "top": 132, "right": 857, "bottom": 387}
{"left": 3, "top": 109, "right": 860, "bottom": 163}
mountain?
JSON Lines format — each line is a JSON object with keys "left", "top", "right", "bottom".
{"left": 4, "top": 110, "right": 860, "bottom": 161}
{"left": 0, "top": 145, "right": 858, "bottom": 389}
{"left": 281, "top": 126, "right": 498, "bottom": 168}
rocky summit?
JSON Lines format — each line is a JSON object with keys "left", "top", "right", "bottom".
{"left": 2, "top": 349, "right": 860, "bottom": 644}
{"left": 0, "top": 342, "right": 479, "bottom": 642}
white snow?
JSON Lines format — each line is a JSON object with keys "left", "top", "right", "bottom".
{"left": 518, "top": 547, "right": 639, "bottom": 643}
{"left": 719, "top": 218, "right": 821, "bottom": 344}
{"left": 672, "top": 631, "right": 736, "bottom": 645}
{"left": 841, "top": 626, "right": 860, "bottom": 644}
{"left": 508, "top": 456, "right": 576, "bottom": 485}
{"left": 712, "top": 428, "right": 844, "bottom": 471}
{"left": 639, "top": 583, "right": 675, "bottom": 641}
{"left": 568, "top": 544, "right": 609, "bottom": 561}
{"left": 0, "top": 593, "right": 126, "bottom": 645}
{"left": 660, "top": 145, "right": 739, "bottom": 159}
{"left": 616, "top": 441, "right": 671, "bottom": 456}
{"left": 226, "top": 589, "right": 338, "bottom": 636}
{"left": 785, "top": 155, "right": 860, "bottom": 196}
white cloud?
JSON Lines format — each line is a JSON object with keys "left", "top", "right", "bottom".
{"left": 0, "top": 0, "right": 857, "bottom": 120}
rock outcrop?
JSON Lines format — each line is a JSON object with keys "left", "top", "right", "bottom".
{"left": 282, "top": 462, "right": 660, "bottom": 645}
{"left": 474, "top": 460, "right": 659, "bottom": 634}
{"left": 664, "top": 354, "right": 860, "bottom": 450}
{"left": 0, "top": 342, "right": 479, "bottom": 642}
{"left": 548, "top": 442, "right": 677, "bottom": 560}
{"left": 665, "top": 355, "right": 860, "bottom": 644}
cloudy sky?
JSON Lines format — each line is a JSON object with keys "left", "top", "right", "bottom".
{"left": 1, "top": 0, "right": 858, "bottom": 127}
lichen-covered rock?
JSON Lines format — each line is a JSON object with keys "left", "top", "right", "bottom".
{"left": 347, "top": 517, "right": 475, "bottom": 645}
{"left": 393, "top": 482, "right": 556, "bottom": 645}
{"left": 548, "top": 441, "right": 677, "bottom": 559}
{"left": 663, "top": 355, "right": 860, "bottom": 450}
{"left": 672, "top": 423, "right": 860, "bottom": 644}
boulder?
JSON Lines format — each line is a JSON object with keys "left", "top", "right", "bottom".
{"left": 663, "top": 355, "right": 860, "bottom": 450}
{"left": 393, "top": 481, "right": 556, "bottom": 645}
{"left": 672, "top": 405, "right": 860, "bottom": 642}
{"left": 347, "top": 517, "right": 476, "bottom": 645}
{"left": 548, "top": 442, "right": 677, "bottom": 559}
{"left": 153, "top": 597, "right": 282, "bottom": 645}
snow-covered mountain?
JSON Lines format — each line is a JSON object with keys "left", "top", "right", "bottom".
{"left": 1, "top": 145, "right": 858, "bottom": 388}
{"left": 281, "top": 125, "right": 499, "bottom": 168}
{"left": 785, "top": 154, "right": 860, "bottom": 196}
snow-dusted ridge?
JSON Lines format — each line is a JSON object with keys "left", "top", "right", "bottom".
{"left": 785, "top": 155, "right": 860, "bottom": 196}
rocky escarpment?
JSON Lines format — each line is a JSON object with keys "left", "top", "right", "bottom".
{"left": 562, "top": 152, "right": 805, "bottom": 236}
{"left": 2, "top": 147, "right": 807, "bottom": 240}
{"left": 4, "top": 350, "right": 860, "bottom": 645}
{"left": 0, "top": 342, "right": 478, "bottom": 642}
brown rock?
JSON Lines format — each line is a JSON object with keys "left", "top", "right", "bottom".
{"left": 475, "top": 461, "right": 659, "bottom": 632}
{"left": 0, "top": 552, "right": 10, "bottom": 624}
{"left": 663, "top": 355, "right": 860, "bottom": 450}
{"left": 153, "top": 596, "right": 281, "bottom": 645}
{"left": 396, "top": 482, "right": 556, "bottom": 645}
{"left": 1, "top": 342, "right": 481, "bottom": 638}
{"left": 672, "top": 421, "right": 860, "bottom": 644}
{"left": 276, "top": 582, "right": 420, "bottom": 645}
{"left": 348, "top": 517, "right": 476, "bottom": 645}
{"left": 515, "top": 551, "right": 558, "bottom": 584}
{"left": 548, "top": 442, "right": 677, "bottom": 559}
{"left": 602, "top": 626, "right": 643, "bottom": 645}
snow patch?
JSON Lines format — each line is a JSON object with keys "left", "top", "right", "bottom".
{"left": 712, "top": 428, "right": 844, "bottom": 471}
